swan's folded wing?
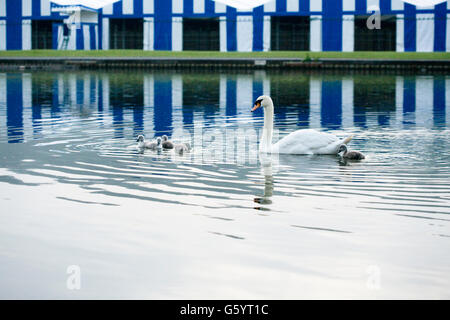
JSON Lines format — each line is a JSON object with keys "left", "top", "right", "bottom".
{"left": 273, "top": 129, "right": 339, "bottom": 154}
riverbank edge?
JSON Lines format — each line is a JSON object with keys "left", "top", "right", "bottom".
{"left": 1, "top": 56, "right": 450, "bottom": 71}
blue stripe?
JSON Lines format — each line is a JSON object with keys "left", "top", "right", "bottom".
{"left": 226, "top": 7, "right": 237, "bottom": 51}
{"left": 404, "top": 4, "right": 416, "bottom": 52}
{"left": 380, "top": 0, "right": 390, "bottom": 14}
{"left": 52, "top": 78, "right": 60, "bottom": 117}
{"left": 276, "top": 0, "right": 287, "bottom": 13}
{"left": 355, "top": 0, "right": 366, "bottom": 14}
{"left": 184, "top": 0, "right": 193, "bottom": 15}
{"left": 154, "top": 77, "right": 172, "bottom": 135}
{"left": 98, "top": 80, "right": 103, "bottom": 113}
{"left": 133, "top": 106, "right": 144, "bottom": 136}
{"left": 252, "top": 81, "right": 264, "bottom": 117}
{"left": 52, "top": 23, "right": 59, "bottom": 49}
{"left": 297, "top": 107, "right": 309, "bottom": 127}
{"left": 354, "top": 105, "right": 366, "bottom": 128}
{"left": 205, "top": 0, "right": 215, "bottom": 14}
{"left": 76, "top": 27, "right": 84, "bottom": 50}
{"left": 434, "top": 3, "right": 446, "bottom": 52}
{"left": 98, "top": 12, "right": 103, "bottom": 49}
{"left": 403, "top": 78, "right": 415, "bottom": 115}
{"left": 6, "top": 0, "right": 22, "bottom": 50}
{"left": 76, "top": 78, "right": 83, "bottom": 105}
{"left": 134, "top": 0, "right": 143, "bottom": 15}
{"left": 252, "top": 6, "right": 263, "bottom": 51}
{"left": 113, "top": 1, "right": 122, "bottom": 15}
{"left": 322, "top": 0, "right": 342, "bottom": 51}
{"left": 33, "top": 0, "right": 41, "bottom": 17}
{"left": 226, "top": 78, "right": 236, "bottom": 118}
{"left": 113, "top": 106, "right": 124, "bottom": 139}
{"left": 154, "top": 0, "right": 172, "bottom": 50}
{"left": 90, "top": 25, "right": 96, "bottom": 50}
{"left": 299, "top": 0, "right": 309, "bottom": 13}
{"left": 321, "top": 80, "right": 342, "bottom": 129}
{"left": 433, "top": 78, "right": 445, "bottom": 127}
{"left": 6, "top": 75, "right": 23, "bottom": 143}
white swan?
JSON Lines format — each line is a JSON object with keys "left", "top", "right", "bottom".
{"left": 251, "top": 95, "right": 353, "bottom": 154}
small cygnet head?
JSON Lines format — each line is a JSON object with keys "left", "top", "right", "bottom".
{"left": 338, "top": 144, "right": 348, "bottom": 156}
{"left": 184, "top": 142, "right": 191, "bottom": 150}
{"left": 251, "top": 95, "right": 273, "bottom": 112}
{"left": 156, "top": 137, "right": 162, "bottom": 145}
{"left": 137, "top": 135, "right": 145, "bottom": 142}
{"left": 161, "top": 135, "right": 168, "bottom": 142}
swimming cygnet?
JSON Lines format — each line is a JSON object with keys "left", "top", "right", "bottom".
{"left": 137, "top": 135, "right": 161, "bottom": 150}
{"left": 174, "top": 142, "right": 191, "bottom": 155}
{"left": 337, "top": 144, "right": 365, "bottom": 160}
{"left": 161, "top": 135, "right": 174, "bottom": 149}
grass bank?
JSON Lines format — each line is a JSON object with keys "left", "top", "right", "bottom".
{"left": 1, "top": 50, "right": 449, "bottom": 60}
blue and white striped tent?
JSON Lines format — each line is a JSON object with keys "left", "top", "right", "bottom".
{"left": 0, "top": 0, "right": 449, "bottom": 52}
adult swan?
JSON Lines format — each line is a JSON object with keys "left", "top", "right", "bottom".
{"left": 251, "top": 95, "right": 353, "bottom": 154}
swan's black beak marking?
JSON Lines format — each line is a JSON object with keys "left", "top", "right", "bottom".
{"left": 251, "top": 99, "right": 262, "bottom": 112}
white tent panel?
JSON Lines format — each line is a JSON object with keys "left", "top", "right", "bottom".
{"left": 172, "top": 17, "right": 182, "bottom": 51}
{"left": 396, "top": 14, "right": 405, "bottom": 52}
{"left": 50, "top": 0, "right": 120, "bottom": 10}
{"left": 416, "top": 13, "right": 434, "bottom": 52}
{"left": 342, "top": 15, "right": 354, "bottom": 52}
{"left": 286, "top": 0, "right": 299, "bottom": 12}
{"left": 343, "top": 0, "right": 356, "bottom": 11}
{"left": 237, "top": 16, "right": 253, "bottom": 52}
{"left": 103, "top": 3, "right": 113, "bottom": 14}
{"left": 447, "top": 14, "right": 450, "bottom": 52}
{"left": 22, "top": 20, "right": 32, "bottom": 50}
{"left": 219, "top": 17, "right": 227, "bottom": 52}
{"left": 310, "top": 0, "right": 322, "bottom": 11}
{"left": 193, "top": 0, "right": 205, "bottom": 13}
{"left": 123, "top": 0, "right": 133, "bottom": 14}
{"left": 401, "top": 0, "right": 447, "bottom": 8}
{"left": 143, "top": 17, "right": 154, "bottom": 50}
{"left": 213, "top": 0, "right": 273, "bottom": 11}
{"left": 102, "top": 17, "right": 109, "bottom": 49}
{"left": 264, "top": 0, "right": 276, "bottom": 12}
{"left": 0, "top": 0, "right": 5, "bottom": 17}
{"left": 23, "top": 0, "right": 32, "bottom": 17}
{"left": 172, "top": 0, "right": 183, "bottom": 14}
{"left": 263, "top": 16, "right": 270, "bottom": 51}
{"left": 392, "top": 0, "right": 405, "bottom": 10}
{"left": 310, "top": 16, "right": 322, "bottom": 52}
{"left": 42, "top": 0, "right": 51, "bottom": 15}
{"left": 143, "top": 0, "right": 154, "bottom": 14}
{"left": 83, "top": 24, "right": 90, "bottom": 50}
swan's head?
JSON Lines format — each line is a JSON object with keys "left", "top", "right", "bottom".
{"left": 338, "top": 144, "right": 348, "bottom": 156}
{"left": 136, "top": 135, "right": 145, "bottom": 142}
{"left": 156, "top": 137, "right": 162, "bottom": 145}
{"left": 161, "top": 135, "right": 168, "bottom": 142}
{"left": 251, "top": 95, "right": 273, "bottom": 112}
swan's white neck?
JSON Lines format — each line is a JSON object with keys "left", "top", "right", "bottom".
{"left": 260, "top": 101, "right": 274, "bottom": 153}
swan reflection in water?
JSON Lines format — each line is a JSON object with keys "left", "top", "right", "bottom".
{"left": 254, "top": 153, "right": 275, "bottom": 209}
{"left": 253, "top": 151, "right": 364, "bottom": 211}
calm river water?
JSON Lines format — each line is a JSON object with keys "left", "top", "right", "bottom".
{"left": 0, "top": 70, "right": 449, "bottom": 299}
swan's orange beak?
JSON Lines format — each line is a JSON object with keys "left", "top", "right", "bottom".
{"left": 251, "top": 101, "right": 261, "bottom": 112}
